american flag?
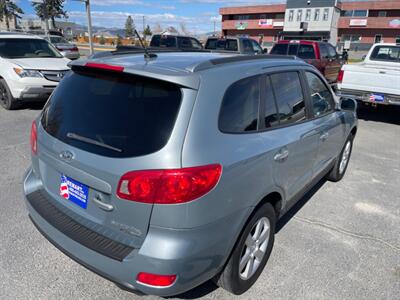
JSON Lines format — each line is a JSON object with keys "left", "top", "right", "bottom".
{"left": 60, "top": 176, "right": 69, "bottom": 199}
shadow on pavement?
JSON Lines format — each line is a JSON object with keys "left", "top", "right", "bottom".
{"left": 356, "top": 103, "right": 400, "bottom": 125}
{"left": 21, "top": 102, "right": 45, "bottom": 111}
{"left": 174, "top": 280, "right": 219, "bottom": 299}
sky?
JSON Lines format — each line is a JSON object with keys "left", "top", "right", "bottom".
{"left": 17, "top": 0, "right": 285, "bottom": 33}
{"left": 17, "top": 0, "right": 372, "bottom": 33}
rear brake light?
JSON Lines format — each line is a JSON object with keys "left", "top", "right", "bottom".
{"left": 30, "top": 121, "right": 37, "bottom": 155}
{"left": 136, "top": 272, "right": 176, "bottom": 287}
{"left": 84, "top": 62, "right": 124, "bottom": 72}
{"left": 117, "top": 164, "right": 222, "bottom": 204}
{"left": 337, "top": 69, "right": 344, "bottom": 83}
{"left": 71, "top": 47, "right": 79, "bottom": 52}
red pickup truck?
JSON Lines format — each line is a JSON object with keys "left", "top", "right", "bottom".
{"left": 270, "top": 40, "right": 343, "bottom": 84}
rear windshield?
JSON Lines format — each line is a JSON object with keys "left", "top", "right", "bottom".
{"left": 205, "top": 39, "right": 238, "bottom": 51}
{"left": 369, "top": 46, "right": 400, "bottom": 62}
{"left": 270, "top": 43, "right": 288, "bottom": 55}
{"left": 0, "top": 38, "right": 62, "bottom": 59}
{"left": 41, "top": 69, "right": 182, "bottom": 158}
{"left": 150, "top": 35, "right": 177, "bottom": 48}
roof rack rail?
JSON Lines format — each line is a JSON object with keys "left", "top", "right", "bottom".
{"left": 90, "top": 47, "right": 211, "bottom": 59}
{"left": 191, "top": 55, "right": 298, "bottom": 72}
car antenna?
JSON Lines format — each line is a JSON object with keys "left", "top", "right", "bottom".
{"left": 134, "top": 29, "right": 157, "bottom": 59}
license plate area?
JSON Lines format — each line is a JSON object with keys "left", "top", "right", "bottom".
{"left": 60, "top": 174, "right": 89, "bottom": 209}
{"left": 370, "top": 93, "right": 385, "bottom": 103}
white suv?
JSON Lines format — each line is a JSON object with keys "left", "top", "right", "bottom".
{"left": 0, "top": 33, "right": 70, "bottom": 110}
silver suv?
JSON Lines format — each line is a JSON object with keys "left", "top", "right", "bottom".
{"left": 23, "top": 52, "right": 357, "bottom": 296}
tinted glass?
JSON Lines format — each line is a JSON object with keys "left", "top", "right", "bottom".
{"left": 270, "top": 72, "right": 306, "bottom": 125}
{"left": 219, "top": 76, "right": 260, "bottom": 133}
{"left": 190, "top": 38, "right": 202, "bottom": 49}
{"left": 150, "top": 35, "right": 177, "bottom": 47}
{"left": 50, "top": 36, "right": 68, "bottom": 44}
{"left": 370, "top": 46, "right": 400, "bottom": 62}
{"left": 288, "top": 44, "right": 299, "bottom": 55}
{"left": 319, "top": 43, "right": 329, "bottom": 58}
{"left": 177, "top": 37, "right": 192, "bottom": 48}
{"left": 270, "top": 43, "right": 288, "bottom": 55}
{"left": 251, "top": 40, "right": 263, "bottom": 53}
{"left": 0, "top": 38, "right": 62, "bottom": 58}
{"left": 297, "top": 44, "right": 315, "bottom": 59}
{"left": 327, "top": 45, "right": 337, "bottom": 58}
{"left": 264, "top": 77, "right": 280, "bottom": 128}
{"left": 42, "top": 69, "right": 182, "bottom": 158}
{"left": 242, "top": 39, "right": 252, "bottom": 52}
{"left": 205, "top": 39, "right": 238, "bottom": 51}
{"left": 305, "top": 72, "right": 335, "bottom": 117}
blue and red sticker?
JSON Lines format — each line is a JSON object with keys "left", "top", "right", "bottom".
{"left": 60, "top": 175, "right": 89, "bottom": 209}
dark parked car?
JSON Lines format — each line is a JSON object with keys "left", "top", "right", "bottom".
{"left": 149, "top": 34, "right": 203, "bottom": 50}
{"left": 205, "top": 36, "right": 265, "bottom": 54}
{"left": 270, "top": 40, "right": 343, "bottom": 84}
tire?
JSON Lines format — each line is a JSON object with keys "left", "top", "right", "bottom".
{"left": 0, "top": 79, "right": 20, "bottom": 110}
{"left": 326, "top": 133, "right": 354, "bottom": 182}
{"left": 214, "top": 203, "right": 276, "bottom": 295}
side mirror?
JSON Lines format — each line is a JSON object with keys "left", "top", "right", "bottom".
{"left": 362, "top": 55, "right": 367, "bottom": 60}
{"left": 339, "top": 97, "right": 357, "bottom": 112}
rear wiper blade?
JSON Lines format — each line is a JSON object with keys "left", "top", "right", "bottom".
{"left": 66, "top": 132, "right": 122, "bottom": 153}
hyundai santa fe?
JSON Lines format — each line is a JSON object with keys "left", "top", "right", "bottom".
{"left": 23, "top": 52, "right": 357, "bottom": 296}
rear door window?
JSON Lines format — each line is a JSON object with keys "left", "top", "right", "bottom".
{"left": 370, "top": 46, "right": 400, "bottom": 62}
{"left": 41, "top": 69, "right": 182, "bottom": 158}
{"left": 269, "top": 72, "right": 306, "bottom": 125}
{"left": 219, "top": 76, "right": 260, "bottom": 133}
{"left": 297, "top": 44, "right": 316, "bottom": 59}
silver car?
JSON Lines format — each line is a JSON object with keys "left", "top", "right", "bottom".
{"left": 23, "top": 52, "right": 357, "bottom": 296}
{"left": 44, "top": 35, "right": 80, "bottom": 60}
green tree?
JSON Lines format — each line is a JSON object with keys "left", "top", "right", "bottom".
{"left": 32, "top": 0, "right": 67, "bottom": 29}
{"left": 143, "top": 25, "right": 152, "bottom": 39}
{"left": 0, "top": 0, "right": 23, "bottom": 31}
{"left": 125, "top": 15, "right": 135, "bottom": 38}
{"left": 99, "top": 35, "right": 105, "bottom": 45}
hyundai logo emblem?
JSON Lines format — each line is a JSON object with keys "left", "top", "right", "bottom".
{"left": 59, "top": 150, "right": 74, "bottom": 162}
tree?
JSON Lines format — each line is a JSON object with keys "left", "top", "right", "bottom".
{"left": 125, "top": 16, "right": 135, "bottom": 38}
{"left": 143, "top": 25, "right": 152, "bottom": 40}
{"left": 152, "top": 23, "right": 163, "bottom": 34}
{"left": 0, "top": 0, "right": 23, "bottom": 31}
{"left": 32, "top": 0, "right": 67, "bottom": 29}
{"left": 99, "top": 35, "right": 105, "bottom": 45}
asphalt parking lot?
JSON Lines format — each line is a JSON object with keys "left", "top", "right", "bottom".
{"left": 1, "top": 103, "right": 399, "bottom": 299}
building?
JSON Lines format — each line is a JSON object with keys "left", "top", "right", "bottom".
{"left": 220, "top": 0, "right": 400, "bottom": 49}
{"left": 0, "top": 15, "right": 17, "bottom": 31}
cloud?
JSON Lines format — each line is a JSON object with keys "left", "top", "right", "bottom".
{"left": 90, "top": 0, "right": 175, "bottom": 10}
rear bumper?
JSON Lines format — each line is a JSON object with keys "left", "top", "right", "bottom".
{"left": 338, "top": 88, "right": 400, "bottom": 106}
{"left": 23, "top": 167, "right": 249, "bottom": 296}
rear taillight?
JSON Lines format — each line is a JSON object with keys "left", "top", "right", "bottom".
{"left": 117, "top": 164, "right": 222, "bottom": 204}
{"left": 71, "top": 47, "right": 79, "bottom": 52}
{"left": 337, "top": 69, "right": 344, "bottom": 83}
{"left": 136, "top": 272, "right": 176, "bottom": 287}
{"left": 30, "top": 121, "right": 37, "bottom": 155}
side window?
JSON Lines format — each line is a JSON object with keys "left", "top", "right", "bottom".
{"left": 319, "top": 43, "right": 329, "bottom": 58}
{"left": 190, "top": 38, "right": 202, "bottom": 49}
{"left": 288, "top": 44, "right": 299, "bottom": 55}
{"left": 264, "top": 77, "right": 280, "bottom": 128}
{"left": 178, "top": 37, "right": 191, "bottom": 48}
{"left": 327, "top": 45, "right": 337, "bottom": 58}
{"left": 297, "top": 44, "right": 316, "bottom": 59}
{"left": 242, "top": 39, "right": 253, "bottom": 53}
{"left": 305, "top": 72, "right": 335, "bottom": 117}
{"left": 270, "top": 72, "right": 306, "bottom": 125}
{"left": 251, "top": 40, "right": 263, "bottom": 53}
{"left": 219, "top": 76, "right": 260, "bottom": 133}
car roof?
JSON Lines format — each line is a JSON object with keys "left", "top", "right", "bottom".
{"left": 207, "top": 36, "right": 249, "bottom": 40}
{"left": 276, "top": 40, "right": 320, "bottom": 45}
{"left": 0, "top": 32, "right": 43, "bottom": 39}
{"left": 71, "top": 52, "right": 307, "bottom": 89}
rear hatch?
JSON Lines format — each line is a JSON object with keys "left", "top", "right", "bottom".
{"left": 36, "top": 66, "right": 183, "bottom": 249}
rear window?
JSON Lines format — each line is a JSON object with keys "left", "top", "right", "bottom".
{"left": 150, "top": 35, "right": 177, "bottom": 48}
{"left": 297, "top": 44, "right": 315, "bottom": 59}
{"left": 270, "top": 43, "right": 288, "bottom": 55}
{"left": 370, "top": 46, "right": 400, "bottom": 62}
{"left": 205, "top": 39, "right": 238, "bottom": 51}
{"left": 41, "top": 69, "right": 182, "bottom": 158}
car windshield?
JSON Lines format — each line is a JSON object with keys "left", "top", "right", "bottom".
{"left": 0, "top": 38, "right": 62, "bottom": 59}
{"left": 205, "top": 39, "right": 238, "bottom": 51}
{"left": 50, "top": 36, "right": 69, "bottom": 44}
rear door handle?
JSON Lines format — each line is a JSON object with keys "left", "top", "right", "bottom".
{"left": 379, "top": 71, "right": 386, "bottom": 74}
{"left": 274, "top": 148, "right": 289, "bottom": 162}
{"left": 320, "top": 132, "right": 329, "bottom": 141}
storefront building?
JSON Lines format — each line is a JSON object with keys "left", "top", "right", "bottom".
{"left": 220, "top": 0, "right": 400, "bottom": 49}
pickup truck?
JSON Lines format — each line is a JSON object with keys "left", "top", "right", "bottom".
{"left": 270, "top": 40, "right": 343, "bottom": 84}
{"left": 338, "top": 43, "right": 400, "bottom": 106}
{"left": 204, "top": 36, "right": 266, "bottom": 55}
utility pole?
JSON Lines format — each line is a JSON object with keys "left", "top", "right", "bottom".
{"left": 85, "top": 0, "right": 94, "bottom": 55}
{"left": 213, "top": 20, "right": 216, "bottom": 36}
{"left": 142, "top": 16, "right": 145, "bottom": 32}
